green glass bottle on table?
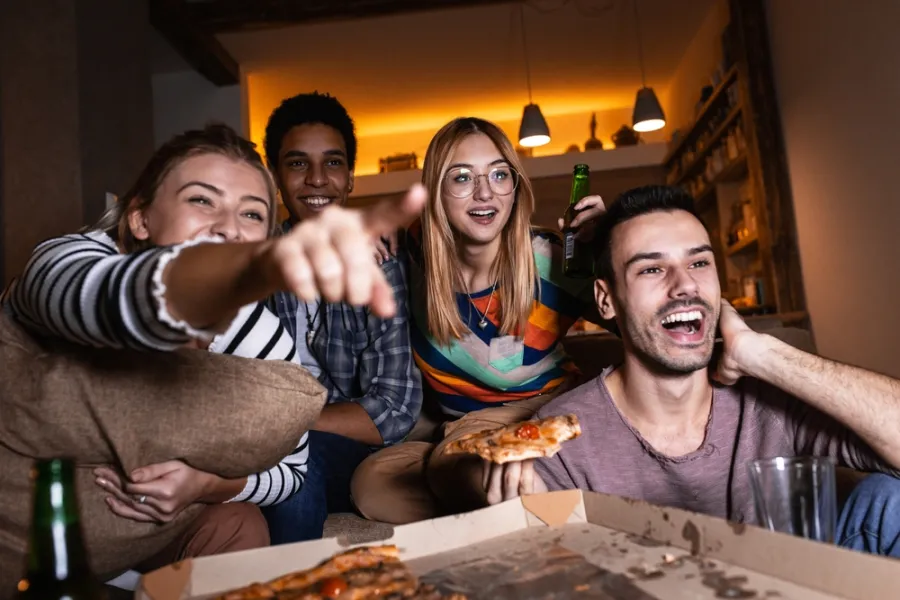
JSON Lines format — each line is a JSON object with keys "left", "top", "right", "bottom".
{"left": 562, "top": 164, "right": 594, "bottom": 278}
{"left": 16, "top": 458, "right": 106, "bottom": 599}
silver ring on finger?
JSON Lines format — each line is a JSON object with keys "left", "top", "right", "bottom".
{"left": 136, "top": 495, "right": 147, "bottom": 504}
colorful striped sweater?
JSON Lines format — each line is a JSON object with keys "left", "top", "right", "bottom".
{"left": 408, "top": 228, "right": 595, "bottom": 416}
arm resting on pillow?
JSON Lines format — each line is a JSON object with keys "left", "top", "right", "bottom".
{"left": 4, "top": 232, "right": 273, "bottom": 350}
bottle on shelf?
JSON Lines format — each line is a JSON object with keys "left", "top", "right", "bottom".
{"left": 741, "top": 198, "right": 757, "bottom": 238}
{"left": 16, "top": 458, "right": 105, "bottom": 599}
{"left": 726, "top": 201, "right": 745, "bottom": 247}
{"left": 562, "top": 164, "right": 594, "bottom": 278}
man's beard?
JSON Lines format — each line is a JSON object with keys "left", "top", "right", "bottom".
{"left": 631, "top": 339, "right": 715, "bottom": 375}
{"left": 622, "top": 298, "right": 717, "bottom": 375}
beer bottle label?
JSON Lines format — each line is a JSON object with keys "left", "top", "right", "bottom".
{"left": 565, "top": 231, "right": 575, "bottom": 259}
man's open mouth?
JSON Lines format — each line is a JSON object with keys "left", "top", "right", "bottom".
{"left": 660, "top": 309, "right": 705, "bottom": 342}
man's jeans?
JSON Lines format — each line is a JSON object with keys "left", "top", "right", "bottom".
{"left": 837, "top": 473, "right": 900, "bottom": 557}
{"left": 262, "top": 430, "right": 371, "bottom": 545}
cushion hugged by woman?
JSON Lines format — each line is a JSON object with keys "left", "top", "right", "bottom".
{"left": 0, "top": 123, "right": 425, "bottom": 589}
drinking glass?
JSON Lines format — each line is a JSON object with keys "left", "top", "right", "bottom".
{"left": 748, "top": 456, "right": 837, "bottom": 543}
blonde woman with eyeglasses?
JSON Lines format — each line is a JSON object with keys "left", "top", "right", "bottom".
{"left": 352, "top": 117, "right": 607, "bottom": 524}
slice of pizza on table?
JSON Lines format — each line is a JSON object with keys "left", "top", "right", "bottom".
{"left": 214, "top": 545, "right": 465, "bottom": 599}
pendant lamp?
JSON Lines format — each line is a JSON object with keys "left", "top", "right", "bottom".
{"left": 517, "top": 5, "right": 550, "bottom": 147}
{"left": 631, "top": 0, "right": 666, "bottom": 133}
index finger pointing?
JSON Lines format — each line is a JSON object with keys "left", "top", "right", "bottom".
{"left": 361, "top": 183, "right": 427, "bottom": 238}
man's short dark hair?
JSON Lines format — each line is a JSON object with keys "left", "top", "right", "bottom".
{"left": 593, "top": 185, "right": 702, "bottom": 285}
{"left": 263, "top": 91, "right": 357, "bottom": 171}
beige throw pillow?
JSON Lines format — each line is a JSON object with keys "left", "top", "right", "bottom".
{"left": 0, "top": 311, "right": 325, "bottom": 590}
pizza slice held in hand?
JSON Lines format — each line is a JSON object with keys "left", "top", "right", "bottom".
{"left": 444, "top": 414, "right": 581, "bottom": 464}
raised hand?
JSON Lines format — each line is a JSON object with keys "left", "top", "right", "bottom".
{"left": 557, "top": 194, "right": 606, "bottom": 242}
{"left": 262, "top": 184, "right": 425, "bottom": 317}
{"left": 712, "top": 300, "right": 760, "bottom": 385}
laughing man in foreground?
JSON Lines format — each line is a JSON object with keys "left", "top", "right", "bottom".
{"left": 485, "top": 184, "right": 900, "bottom": 558}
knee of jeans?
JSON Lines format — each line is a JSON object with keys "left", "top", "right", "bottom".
{"left": 849, "top": 473, "right": 900, "bottom": 508}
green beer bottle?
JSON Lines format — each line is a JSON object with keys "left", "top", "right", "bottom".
{"left": 562, "top": 164, "right": 594, "bottom": 278}
{"left": 16, "top": 458, "right": 105, "bottom": 600}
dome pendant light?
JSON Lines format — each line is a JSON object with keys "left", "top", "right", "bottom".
{"left": 631, "top": 0, "right": 666, "bottom": 133}
{"left": 519, "top": 104, "right": 551, "bottom": 148}
{"left": 517, "top": 5, "right": 550, "bottom": 147}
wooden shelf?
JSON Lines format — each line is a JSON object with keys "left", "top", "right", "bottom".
{"left": 692, "top": 154, "right": 749, "bottom": 211}
{"left": 674, "top": 105, "right": 743, "bottom": 184}
{"left": 664, "top": 66, "right": 739, "bottom": 165}
{"left": 717, "top": 153, "right": 749, "bottom": 182}
{"left": 726, "top": 234, "right": 758, "bottom": 256}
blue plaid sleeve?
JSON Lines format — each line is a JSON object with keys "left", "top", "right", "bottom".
{"left": 355, "top": 254, "right": 422, "bottom": 445}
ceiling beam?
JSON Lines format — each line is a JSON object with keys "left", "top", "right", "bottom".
{"left": 149, "top": 0, "right": 240, "bottom": 86}
{"left": 186, "top": 0, "right": 518, "bottom": 33}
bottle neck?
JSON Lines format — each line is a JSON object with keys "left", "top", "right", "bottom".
{"left": 26, "top": 460, "right": 92, "bottom": 580}
{"left": 568, "top": 174, "right": 590, "bottom": 207}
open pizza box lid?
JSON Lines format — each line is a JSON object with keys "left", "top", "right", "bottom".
{"left": 137, "top": 490, "right": 899, "bottom": 599}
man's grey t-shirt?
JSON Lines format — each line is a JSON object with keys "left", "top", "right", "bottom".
{"left": 534, "top": 366, "right": 891, "bottom": 523}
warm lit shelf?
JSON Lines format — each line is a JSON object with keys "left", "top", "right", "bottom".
{"left": 664, "top": 66, "right": 739, "bottom": 165}
{"left": 351, "top": 143, "right": 668, "bottom": 198}
{"left": 694, "top": 154, "right": 749, "bottom": 210}
{"left": 726, "top": 234, "right": 758, "bottom": 257}
{"left": 675, "top": 105, "right": 743, "bottom": 184}
{"left": 716, "top": 152, "right": 749, "bottom": 183}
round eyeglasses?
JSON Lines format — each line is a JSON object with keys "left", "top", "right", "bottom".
{"left": 443, "top": 166, "right": 519, "bottom": 198}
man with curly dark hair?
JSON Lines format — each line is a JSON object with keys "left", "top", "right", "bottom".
{"left": 261, "top": 92, "right": 422, "bottom": 543}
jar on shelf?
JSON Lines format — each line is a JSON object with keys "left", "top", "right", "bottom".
{"left": 727, "top": 84, "right": 739, "bottom": 107}
{"left": 734, "top": 123, "right": 747, "bottom": 153}
{"left": 707, "top": 148, "right": 724, "bottom": 179}
{"left": 726, "top": 129, "right": 740, "bottom": 161}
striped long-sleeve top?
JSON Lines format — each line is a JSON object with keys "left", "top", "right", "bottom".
{"left": 1, "top": 230, "right": 308, "bottom": 506}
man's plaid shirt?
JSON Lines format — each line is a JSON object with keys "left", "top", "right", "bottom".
{"left": 269, "top": 222, "right": 422, "bottom": 446}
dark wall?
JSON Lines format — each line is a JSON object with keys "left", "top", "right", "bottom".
{"left": 0, "top": 0, "right": 154, "bottom": 287}
{"left": 0, "top": 1, "right": 82, "bottom": 287}
{"left": 75, "top": 0, "right": 155, "bottom": 226}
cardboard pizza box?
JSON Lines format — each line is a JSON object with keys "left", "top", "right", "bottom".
{"left": 137, "top": 490, "right": 899, "bottom": 599}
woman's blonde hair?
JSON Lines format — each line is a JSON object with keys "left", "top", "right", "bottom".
{"left": 421, "top": 117, "right": 538, "bottom": 345}
{"left": 91, "top": 123, "right": 278, "bottom": 252}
